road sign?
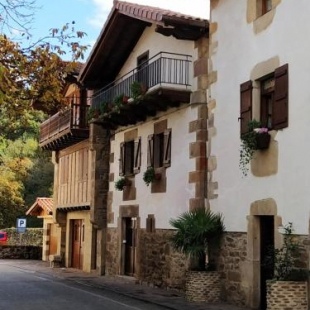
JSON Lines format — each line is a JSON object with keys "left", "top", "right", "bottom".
{"left": 17, "top": 218, "right": 27, "bottom": 233}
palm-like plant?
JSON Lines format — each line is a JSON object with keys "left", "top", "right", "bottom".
{"left": 169, "top": 208, "right": 225, "bottom": 271}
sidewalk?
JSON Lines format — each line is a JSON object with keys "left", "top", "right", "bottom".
{"left": 8, "top": 260, "right": 250, "bottom": 310}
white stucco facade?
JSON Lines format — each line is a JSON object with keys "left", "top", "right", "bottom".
{"left": 209, "top": 0, "right": 310, "bottom": 234}
{"left": 109, "top": 107, "right": 197, "bottom": 229}
{"left": 117, "top": 24, "right": 197, "bottom": 91}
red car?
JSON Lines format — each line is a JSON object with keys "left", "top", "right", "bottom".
{"left": 0, "top": 231, "right": 8, "bottom": 243}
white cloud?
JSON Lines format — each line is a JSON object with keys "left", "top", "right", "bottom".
{"left": 89, "top": 0, "right": 114, "bottom": 29}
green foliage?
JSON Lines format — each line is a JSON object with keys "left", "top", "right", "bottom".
{"left": 239, "top": 119, "right": 262, "bottom": 176}
{"left": 264, "top": 223, "right": 309, "bottom": 281}
{"left": 23, "top": 151, "right": 53, "bottom": 207}
{"left": 87, "top": 106, "right": 99, "bottom": 120}
{"left": 115, "top": 177, "right": 128, "bottom": 191}
{"left": 169, "top": 208, "right": 225, "bottom": 271}
{"left": 143, "top": 167, "right": 156, "bottom": 186}
{"left": 130, "top": 81, "right": 145, "bottom": 99}
{"left": 0, "top": 108, "right": 45, "bottom": 140}
{"left": 0, "top": 111, "right": 53, "bottom": 228}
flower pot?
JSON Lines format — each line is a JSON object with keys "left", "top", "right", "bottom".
{"left": 186, "top": 271, "right": 221, "bottom": 303}
{"left": 266, "top": 280, "right": 308, "bottom": 310}
{"left": 256, "top": 133, "right": 271, "bottom": 150}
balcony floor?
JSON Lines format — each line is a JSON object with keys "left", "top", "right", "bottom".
{"left": 91, "top": 86, "right": 191, "bottom": 129}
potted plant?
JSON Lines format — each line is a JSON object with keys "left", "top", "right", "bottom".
{"left": 130, "top": 81, "right": 147, "bottom": 99}
{"left": 143, "top": 166, "right": 161, "bottom": 186}
{"left": 264, "top": 223, "right": 309, "bottom": 309}
{"left": 87, "top": 106, "right": 100, "bottom": 120}
{"left": 240, "top": 119, "right": 271, "bottom": 176}
{"left": 169, "top": 208, "right": 225, "bottom": 302}
{"left": 115, "top": 177, "right": 131, "bottom": 191}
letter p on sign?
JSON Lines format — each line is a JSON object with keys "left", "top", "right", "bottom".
{"left": 17, "top": 218, "right": 26, "bottom": 228}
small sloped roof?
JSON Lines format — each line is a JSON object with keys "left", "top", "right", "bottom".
{"left": 79, "top": 0, "right": 208, "bottom": 87}
{"left": 26, "top": 197, "right": 53, "bottom": 217}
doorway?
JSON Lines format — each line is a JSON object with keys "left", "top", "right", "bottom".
{"left": 260, "top": 216, "right": 274, "bottom": 310}
{"left": 122, "top": 217, "right": 137, "bottom": 276}
{"left": 137, "top": 52, "right": 149, "bottom": 89}
{"left": 71, "top": 219, "right": 84, "bottom": 269}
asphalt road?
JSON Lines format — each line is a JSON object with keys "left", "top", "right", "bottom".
{"left": 0, "top": 261, "right": 168, "bottom": 310}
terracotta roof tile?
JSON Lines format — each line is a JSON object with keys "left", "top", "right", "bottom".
{"left": 114, "top": 0, "right": 207, "bottom": 24}
{"left": 26, "top": 197, "right": 53, "bottom": 216}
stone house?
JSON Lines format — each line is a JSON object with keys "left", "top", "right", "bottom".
{"left": 76, "top": 0, "right": 209, "bottom": 287}
{"left": 207, "top": 0, "right": 310, "bottom": 308}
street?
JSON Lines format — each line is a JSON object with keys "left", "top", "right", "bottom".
{"left": 0, "top": 261, "right": 168, "bottom": 310}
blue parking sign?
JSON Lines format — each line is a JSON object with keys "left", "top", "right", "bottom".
{"left": 17, "top": 218, "right": 27, "bottom": 233}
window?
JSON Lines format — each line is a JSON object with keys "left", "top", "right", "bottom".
{"left": 257, "top": 0, "right": 272, "bottom": 16}
{"left": 261, "top": 76, "right": 275, "bottom": 128}
{"left": 119, "top": 137, "right": 141, "bottom": 176}
{"left": 147, "top": 129, "right": 171, "bottom": 168}
{"left": 240, "top": 64, "right": 288, "bottom": 135}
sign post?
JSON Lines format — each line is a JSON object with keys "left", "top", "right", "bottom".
{"left": 16, "top": 218, "right": 27, "bottom": 234}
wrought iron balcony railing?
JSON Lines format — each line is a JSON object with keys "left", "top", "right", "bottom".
{"left": 92, "top": 52, "right": 192, "bottom": 108}
{"left": 39, "top": 102, "right": 90, "bottom": 150}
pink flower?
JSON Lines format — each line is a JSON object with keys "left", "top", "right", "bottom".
{"left": 254, "top": 127, "right": 268, "bottom": 134}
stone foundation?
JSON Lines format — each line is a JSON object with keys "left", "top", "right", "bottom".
{"left": 266, "top": 281, "right": 308, "bottom": 310}
{"left": 139, "top": 229, "right": 187, "bottom": 290}
{"left": 0, "top": 246, "right": 42, "bottom": 259}
{"left": 105, "top": 227, "right": 188, "bottom": 290}
{"left": 105, "top": 227, "right": 119, "bottom": 275}
{"left": 216, "top": 232, "right": 248, "bottom": 307}
{"left": 186, "top": 271, "right": 221, "bottom": 302}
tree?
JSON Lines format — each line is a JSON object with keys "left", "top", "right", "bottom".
{"left": 0, "top": 0, "right": 37, "bottom": 37}
{"left": 170, "top": 208, "right": 225, "bottom": 271}
{"left": 0, "top": 118, "right": 53, "bottom": 228}
{"left": 0, "top": 1, "right": 88, "bottom": 227}
{"left": 0, "top": 0, "right": 88, "bottom": 119}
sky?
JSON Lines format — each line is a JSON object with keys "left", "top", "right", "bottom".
{"left": 29, "top": 0, "right": 209, "bottom": 59}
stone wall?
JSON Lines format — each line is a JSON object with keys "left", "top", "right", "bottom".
{"left": 0, "top": 246, "right": 42, "bottom": 259}
{"left": 105, "top": 227, "right": 188, "bottom": 290}
{"left": 139, "top": 229, "right": 187, "bottom": 290}
{"left": 105, "top": 227, "right": 119, "bottom": 275}
{"left": 216, "top": 232, "right": 248, "bottom": 306}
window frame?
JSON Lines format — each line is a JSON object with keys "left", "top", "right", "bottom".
{"left": 119, "top": 137, "right": 141, "bottom": 177}
{"left": 147, "top": 128, "right": 171, "bottom": 169}
{"left": 240, "top": 64, "right": 288, "bottom": 134}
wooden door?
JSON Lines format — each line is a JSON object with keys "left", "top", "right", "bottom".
{"left": 72, "top": 219, "right": 84, "bottom": 269}
{"left": 124, "top": 217, "right": 137, "bottom": 276}
{"left": 260, "top": 216, "right": 274, "bottom": 310}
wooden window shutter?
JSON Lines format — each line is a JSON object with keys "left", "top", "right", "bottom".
{"left": 133, "top": 137, "right": 141, "bottom": 174}
{"left": 273, "top": 64, "right": 289, "bottom": 130}
{"left": 119, "top": 142, "right": 125, "bottom": 176}
{"left": 163, "top": 128, "right": 172, "bottom": 168}
{"left": 240, "top": 80, "right": 253, "bottom": 135}
{"left": 147, "top": 134, "right": 154, "bottom": 168}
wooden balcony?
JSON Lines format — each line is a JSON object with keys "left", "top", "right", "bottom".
{"left": 39, "top": 103, "right": 90, "bottom": 151}
{"left": 90, "top": 52, "right": 192, "bottom": 128}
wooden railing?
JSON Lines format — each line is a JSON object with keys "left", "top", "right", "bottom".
{"left": 92, "top": 52, "right": 192, "bottom": 108}
{"left": 39, "top": 103, "right": 90, "bottom": 144}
